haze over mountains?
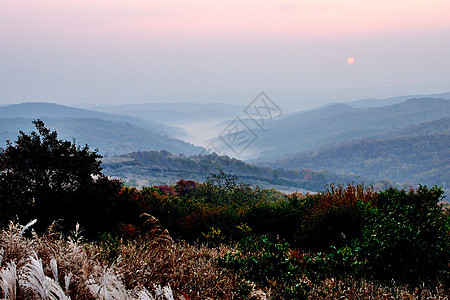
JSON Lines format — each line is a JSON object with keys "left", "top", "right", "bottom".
{"left": 0, "top": 102, "right": 186, "bottom": 136}
{"left": 75, "top": 102, "right": 244, "bottom": 145}
{"left": 76, "top": 102, "right": 243, "bottom": 126}
{"left": 346, "top": 91, "right": 450, "bottom": 108}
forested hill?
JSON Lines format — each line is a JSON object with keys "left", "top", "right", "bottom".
{"left": 376, "top": 116, "right": 450, "bottom": 138}
{"left": 263, "top": 126, "right": 449, "bottom": 188}
{"left": 102, "top": 151, "right": 361, "bottom": 192}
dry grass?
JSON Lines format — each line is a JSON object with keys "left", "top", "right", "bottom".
{"left": 170, "top": 242, "right": 238, "bottom": 299}
{"left": 0, "top": 221, "right": 177, "bottom": 299}
{"left": 0, "top": 220, "right": 238, "bottom": 299}
{"left": 0, "top": 221, "right": 447, "bottom": 299}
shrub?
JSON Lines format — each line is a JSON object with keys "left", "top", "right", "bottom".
{"left": 244, "top": 196, "right": 306, "bottom": 239}
{"left": 195, "top": 171, "right": 262, "bottom": 206}
{"left": 355, "top": 185, "right": 450, "bottom": 284}
{"left": 298, "top": 184, "right": 377, "bottom": 250}
{"left": 175, "top": 179, "right": 198, "bottom": 198}
{"left": 218, "top": 235, "right": 309, "bottom": 299}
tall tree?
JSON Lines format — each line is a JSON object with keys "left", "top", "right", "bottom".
{"left": 0, "top": 120, "right": 122, "bottom": 235}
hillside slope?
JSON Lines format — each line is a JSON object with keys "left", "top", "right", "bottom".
{"left": 346, "top": 92, "right": 450, "bottom": 108}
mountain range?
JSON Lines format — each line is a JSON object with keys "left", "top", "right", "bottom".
{"left": 346, "top": 92, "right": 450, "bottom": 108}
{"left": 261, "top": 117, "right": 449, "bottom": 188}
{"left": 1, "top": 94, "right": 449, "bottom": 192}
{"left": 0, "top": 102, "right": 202, "bottom": 156}
{"left": 213, "top": 98, "right": 450, "bottom": 161}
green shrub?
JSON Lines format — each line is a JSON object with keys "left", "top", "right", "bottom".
{"left": 218, "top": 235, "right": 309, "bottom": 299}
{"left": 195, "top": 171, "right": 262, "bottom": 206}
{"left": 244, "top": 197, "right": 305, "bottom": 239}
{"left": 355, "top": 185, "right": 449, "bottom": 284}
{"left": 99, "top": 232, "right": 122, "bottom": 262}
{"left": 298, "top": 245, "right": 363, "bottom": 283}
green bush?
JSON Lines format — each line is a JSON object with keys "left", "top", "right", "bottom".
{"left": 99, "top": 232, "right": 122, "bottom": 262}
{"left": 244, "top": 196, "right": 305, "bottom": 239}
{"left": 297, "top": 245, "right": 363, "bottom": 283}
{"left": 355, "top": 185, "right": 449, "bottom": 284}
{"left": 218, "top": 235, "right": 309, "bottom": 299}
{"left": 195, "top": 171, "right": 262, "bottom": 206}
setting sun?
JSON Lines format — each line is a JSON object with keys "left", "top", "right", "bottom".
{"left": 347, "top": 57, "right": 356, "bottom": 65}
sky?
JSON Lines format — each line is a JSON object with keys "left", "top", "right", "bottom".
{"left": 1, "top": 0, "right": 450, "bottom": 110}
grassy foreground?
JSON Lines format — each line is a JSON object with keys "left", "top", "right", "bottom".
{"left": 0, "top": 207, "right": 448, "bottom": 299}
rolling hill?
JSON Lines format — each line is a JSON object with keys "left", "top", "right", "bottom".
{"left": 102, "top": 151, "right": 362, "bottom": 192}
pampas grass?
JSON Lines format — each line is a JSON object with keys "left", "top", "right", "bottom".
{"left": 50, "top": 259, "right": 58, "bottom": 283}
{"left": 154, "top": 284, "right": 174, "bottom": 300}
{"left": 0, "top": 248, "right": 4, "bottom": 267}
{"left": 64, "top": 273, "right": 72, "bottom": 296}
{"left": 86, "top": 270, "right": 174, "bottom": 300}
{"left": 20, "top": 254, "right": 69, "bottom": 300}
{"left": 18, "top": 220, "right": 37, "bottom": 237}
{"left": 86, "top": 269, "right": 127, "bottom": 300}
{"left": 0, "top": 261, "right": 16, "bottom": 300}
{"left": 0, "top": 251, "right": 175, "bottom": 300}
{"left": 0, "top": 221, "right": 207, "bottom": 299}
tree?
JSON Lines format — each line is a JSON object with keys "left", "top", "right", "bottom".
{"left": 0, "top": 120, "right": 122, "bottom": 236}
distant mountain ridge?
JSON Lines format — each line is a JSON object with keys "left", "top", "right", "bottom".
{"left": 0, "top": 102, "right": 203, "bottom": 156}
{"left": 0, "top": 102, "right": 184, "bottom": 137}
{"left": 214, "top": 98, "right": 450, "bottom": 161}
{"left": 258, "top": 116, "right": 450, "bottom": 192}
{"left": 347, "top": 92, "right": 450, "bottom": 108}
{"left": 262, "top": 131, "right": 449, "bottom": 189}
{"left": 75, "top": 102, "right": 244, "bottom": 126}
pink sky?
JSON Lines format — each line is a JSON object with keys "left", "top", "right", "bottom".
{"left": 1, "top": 0, "right": 450, "bottom": 106}
{"left": 3, "top": 0, "right": 450, "bottom": 38}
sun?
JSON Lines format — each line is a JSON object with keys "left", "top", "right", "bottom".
{"left": 347, "top": 57, "right": 355, "bottom": 65}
